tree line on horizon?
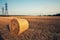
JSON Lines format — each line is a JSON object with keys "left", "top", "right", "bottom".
{"left": 42, "top": 13, "right": 60, "bottom": 16}
{"left": 0, "top": 13, "right": 60, "bottom": 16}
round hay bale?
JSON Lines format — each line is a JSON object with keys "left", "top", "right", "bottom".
{"left": 9, "top": 18, "right": 29, "bottom": 36}
{"left": 0, "top": 17, "right": 29, "bottom": 36}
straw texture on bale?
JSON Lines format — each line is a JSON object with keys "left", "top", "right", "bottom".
{"left": 9, "top": 19, "right": 29, "bottom": 35}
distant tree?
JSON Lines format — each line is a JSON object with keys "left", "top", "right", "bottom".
{"left": 48, "top": 15, "right": 52, "bottom": 16}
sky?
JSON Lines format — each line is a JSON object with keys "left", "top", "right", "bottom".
{"left": 0, "top": 0, "right": 60, "bottom": 15}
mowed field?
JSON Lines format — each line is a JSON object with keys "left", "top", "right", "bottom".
{"left": 0, "top": 16, "right": 60, "bottom": 40}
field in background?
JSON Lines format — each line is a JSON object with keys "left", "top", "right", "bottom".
{"left": 0, "top": 16, "right": 60, "bottom": 40}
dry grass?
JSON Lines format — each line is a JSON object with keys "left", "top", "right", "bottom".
{"left": 0, "top": 16, "right": 60, "bottom": 40}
